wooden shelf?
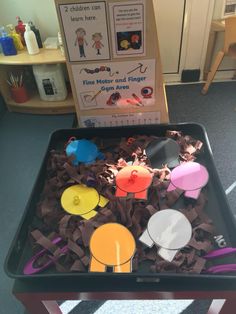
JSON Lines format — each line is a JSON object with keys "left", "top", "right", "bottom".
{"left": 0, "top": 48, "right": 66, "bottom": 65}
{"left": 6, "top": 92, "right": 75, "bottom": 114}
{"left": 0, "top": 48, "right": 75, "bottom": 114}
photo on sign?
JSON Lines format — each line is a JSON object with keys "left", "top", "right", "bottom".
{"left": 109, "top": 0, "right": 146, "bottom": 57}
{"left": 59, "top": 1, "right": 110, "bottom": 62}
{"left": 117, "top": 31, "right": 142, "bottom": 51}
{"left": 71, "top": 59, "right": 156, "bottom": 110}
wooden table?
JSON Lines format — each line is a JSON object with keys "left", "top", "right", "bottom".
{"left": 203, "top": 20, "right": 225, "bottom": 80}
{"left": 12, "top": 276, "right": 236, "bottom": 314}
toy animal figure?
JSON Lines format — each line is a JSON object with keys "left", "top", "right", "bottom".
{"left": 139, "top": 209, "right": 192, "bottom": 262}
{"left": 115, "top": 165, "right": 153, "bottom": 200}
{"left": 89, "top": 223, "right": 136, "bottom": 273}
{"left": 61, "top": 184, "right": 109, "bottom": 220}
{"left": 145, "top": 137, "right": 180, "bottom": 169}
{"left": 65, "top": 138, "right": 104, "bottom": 166}
{"left": 167, "top": 162, "right": 209, "bottom": 199}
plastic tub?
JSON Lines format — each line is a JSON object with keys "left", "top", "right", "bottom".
{"left": 33, "top": 64, "right": 67, "bottom": 101}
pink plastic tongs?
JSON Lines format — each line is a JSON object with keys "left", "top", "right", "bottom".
{"left": 204, "top": 247, "right": 236, "bottom": 274}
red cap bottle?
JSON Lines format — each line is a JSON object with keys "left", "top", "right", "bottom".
{"left": 15, "top": 16, "right": 26, "bottom": 45}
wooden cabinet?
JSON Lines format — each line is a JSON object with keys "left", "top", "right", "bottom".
{"left": 0, "top": 48, "right": 75, "bottom": 114}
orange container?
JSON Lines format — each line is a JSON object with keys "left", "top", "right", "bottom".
{"left": 10, "top": 86, "right": 29, "bottom": 103}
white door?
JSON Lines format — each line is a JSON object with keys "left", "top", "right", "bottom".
{"left": 154, "top": 0, "right": 185, "bottom": 74}
{"left": 154, "top": 0, "right": 215, "bottom": 83}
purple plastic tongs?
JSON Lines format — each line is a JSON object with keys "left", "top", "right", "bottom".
{"left": 23, "top": 237, "right": 68, "bottom": 275}
{"left": 204, "top": 247, "right": 236, "bottom": 274}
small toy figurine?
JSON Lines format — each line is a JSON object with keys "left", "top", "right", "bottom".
{"left": 74, "top": 28, "right": 87, "bottom": 58}
{"left": 89, "top": 223, "right": 136, "bottom": 273}
{"left": 92, "top": 32, "right": 104, "bottom": 55}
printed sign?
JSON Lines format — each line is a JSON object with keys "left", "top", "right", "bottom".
{"left": 109, "top": 0, "right": 146, "bottom": 57}
{"left": 80, "top": 112, "right": 161, "bottom": 128}
{"left": 59, "top": 1, "right": 110, "bottom": 61}
{"left": 71, "top": 59, "right": 155, "bottom": 110}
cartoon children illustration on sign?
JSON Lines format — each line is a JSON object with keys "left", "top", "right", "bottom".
{"left": 74, "top": 28, "right": 88, "bottom": 58}
{"left": 92, "top": 33, "right": 104, "bottom": 55}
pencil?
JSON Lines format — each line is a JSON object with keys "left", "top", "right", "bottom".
{"left": 91, "top": 90, "right": 102, "bottom": 101}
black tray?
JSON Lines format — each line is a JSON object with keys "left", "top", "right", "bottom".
{"left": 5, "top": 123, "right": 236, "bottom": 288}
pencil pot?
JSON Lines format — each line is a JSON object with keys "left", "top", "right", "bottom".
{"left": 10, "top": 86, "right": 29, "bottom": 103}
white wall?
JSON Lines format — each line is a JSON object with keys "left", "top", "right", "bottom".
{"left": 0, "top": 0, "right": 59, "bottom": 41}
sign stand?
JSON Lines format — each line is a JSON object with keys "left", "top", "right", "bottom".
{"left": 55, "top": 0, "right": 169, "bottom": 127}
